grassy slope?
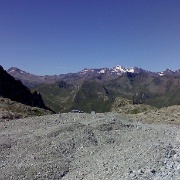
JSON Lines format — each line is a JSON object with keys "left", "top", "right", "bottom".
{"left": 105, "top": 73, "right": 180, "bottom": 108}
{"left": 33, "top": 82, "right": 78, "bottom": 113}
{"left": 33, "top": 74, "right": 180, "bottom": 113}
{"left": 72, "top": 80, "right": 113, "bottom": 113}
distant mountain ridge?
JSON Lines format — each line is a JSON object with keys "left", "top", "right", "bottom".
{"left": 8, "top": 65, "right": 180, "bottom": 77}
{"left": 7, "top": 65, "right": 180, "bottom": 88}
{"left": 79, "top": 65, "right": 180, "bottom": 77}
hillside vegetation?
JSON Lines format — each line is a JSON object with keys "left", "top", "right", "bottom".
{"left": 34, "top": 81, "right": 79, "bottom": 113}
{"left": 32, "top": 73, "right": 180, "bottom": 113}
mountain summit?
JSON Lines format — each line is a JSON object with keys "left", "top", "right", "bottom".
{"left": 79, "top": 65, "right": 180, "bottom": 77}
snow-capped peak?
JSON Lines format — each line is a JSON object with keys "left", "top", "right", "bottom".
{"left": 114, "top": 65, "right": 126, "bottom": 72}
{"left": 78, "top": 65, "right": 137, "bottom": 76}
{"left": 78, "top": 65, "right": 180, "bottom": 77}
{"left": 113, "top": 65, "right": 135, "bottom": 73}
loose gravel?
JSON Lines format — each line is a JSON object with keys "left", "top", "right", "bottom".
{"left": 0, "top": 113, "right": 179, "bottom": 179}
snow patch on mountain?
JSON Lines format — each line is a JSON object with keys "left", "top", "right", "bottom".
{"left": 98, "top": 69, "right": 105, "bottom": 74}
{"left": 79, "top": 65, "right": 137, "bottom": 76}
{"left": 112, "top": 65, "right": 134, "bottom": 73}
{"left": 158, "top": 72, "right": 164, "bottom": 76}
{"left": 8, "top": 69, "right": 15, "bottom": 73}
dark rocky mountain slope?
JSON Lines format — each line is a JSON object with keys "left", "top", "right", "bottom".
{"left": 0, "top": 65, "right": 52, "bottom": 111}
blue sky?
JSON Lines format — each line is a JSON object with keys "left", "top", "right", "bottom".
{"left": 0, "top": 0, "right": 180, "bottom": 75}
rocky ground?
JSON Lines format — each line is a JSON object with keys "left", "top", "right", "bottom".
{"left": 126, "top": 105, "right": 180, "bottom": 125}
{"left": 0, "top": 112, "right": 180, "bottom": 179}
{"left": 0, "top": 98, "right": 53, "bottom": 121}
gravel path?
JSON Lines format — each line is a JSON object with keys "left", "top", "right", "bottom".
{"left": 0, "top": 113, "right": 180, "bottom": 179}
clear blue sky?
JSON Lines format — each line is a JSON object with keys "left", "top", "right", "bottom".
{"left": 0, "top": 0, "right": 180, "bottom": 75}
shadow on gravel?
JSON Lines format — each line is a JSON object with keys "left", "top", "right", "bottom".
{"left": 95, "top": 119, "right": 134, "bottom": 132}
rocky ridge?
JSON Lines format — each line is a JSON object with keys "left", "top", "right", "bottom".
{"left": 111, "top": 97, "right": 157, "bottom": 114}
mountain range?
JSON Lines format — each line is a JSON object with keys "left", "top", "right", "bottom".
{"left": 7, "top": 65, "right": 180, "bottom": 88}
{"left": 7, "top": 65, "right": 180, "bottom": 113}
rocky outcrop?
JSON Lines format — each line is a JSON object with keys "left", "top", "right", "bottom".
{"left": 111, "top": 97, "right": 156, "bottom": 114}
{"left": 111, "top": 97, "right": 180, "bottom": 124}
{"left": 126, "top": 105, "right": 180, "bottom": 124}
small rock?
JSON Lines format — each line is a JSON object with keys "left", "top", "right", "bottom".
{"left": 151, "top": 169, "right": 156, "bottom": 174}
{"left": 168, "top": 149, "right": 176, "bottom": 158}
